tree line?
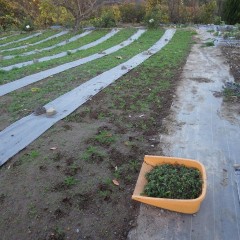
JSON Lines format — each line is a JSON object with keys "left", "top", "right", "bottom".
{"left": 0, "top": 0, "right": 239, "bottom": 31}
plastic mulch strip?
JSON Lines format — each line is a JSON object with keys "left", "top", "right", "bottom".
{"left": 0, "top": 29, "right": 175, "bottom": 166}
{"left": 0, "top": 29, "right": 145, "bottom": 96}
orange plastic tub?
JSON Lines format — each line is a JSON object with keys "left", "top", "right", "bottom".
{"left": 132, "top": 155, "right": 207, "bottom": 214}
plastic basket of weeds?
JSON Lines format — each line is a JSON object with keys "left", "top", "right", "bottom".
{"left": 132, "top": 155, "right": 207, "bottom": 214}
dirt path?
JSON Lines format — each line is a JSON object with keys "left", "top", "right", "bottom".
{"left": 128, "top": 28, "right": 240, "bottom": 240}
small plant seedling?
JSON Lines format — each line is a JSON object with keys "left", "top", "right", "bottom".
{"left": 94, "top": 130, "right": 116, "bottom": 146}
{"left": 99, "top": 190, "right": 111, "bottom": 200}
{"left": 28, "top": 150, "right": 40, "bottom": 158}
{"left": 81, "top": 146, "right": 106, "bottom": 162}
{"left": 64, "top": 176, "right": 78, "bottom": 186}
{"left": 28, "top": 203, "right": 38, "bottom": 218}
{"left": 129, "top": 160, "right": 140, "bottom": 172}
{"left": 143, "top": 164, "right": 202, "bottom": 199}
{"left": 50, "top": 226, "right": 66, "bottom": 239}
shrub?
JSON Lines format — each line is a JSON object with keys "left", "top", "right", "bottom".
{"left": 199, "top": 0, "right": 217, "bottom": 24}
{"left": 214, "top": 16, "right": 222, "bottom": 25}
{"left": 0, "top": 15, "right": 19, "bottom": 31}
{"left": 92, "top": 11, "right": 116, "bottom": 28}
{"left": 21, "top": 18, "right": 34, "bottom": 31}
{"left": 144, "top": 7, "right": 160, "bottom": 28}
{"left": 119, "top": 3, "right": 145, "bottom": 23}
{"left": 35, "top": 0, "right": 74, "bottom": 28}
{"left": 111, "top": 5, "right": 121, "bottom": 22}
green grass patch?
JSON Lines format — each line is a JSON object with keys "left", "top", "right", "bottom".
{"left": 0, "top": 32, "right": 37, "bottom": 46}
{"left": 0, "top": 29, "right": 134, "bottom": 82}
{"left": 0, "top": 29, "right": 105, "bottom": 61}
{"left": 1, "top": 31, "right": 78, "bottom": 56}
{"left": 64, "top": 176, "right": 78, "bottom": 186}
{"left": 101, "top": 30, "right": 193, "bottom": 116}
{"left": 0, "top": 30, "right": 62, "bottom": 51}
{"left": 81, "top": 146, "right": 107, "bottom": 162}
{"left": 93, "top": 131, "right": 116, "bottom": 146}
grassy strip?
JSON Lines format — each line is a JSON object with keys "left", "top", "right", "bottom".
{"left": 0, "top": 29, "right": 134, "bottom": 84}
{"left": 62, "top": 30, "right": 194, "bottom": 137}
{"left": 1, "top": 29, "right": 164, "bottom": 123}
{"left": 102, "top": 30, "right": 193, "bottom": 116}
{"left": 0, "top": 32, "right": 16, "bottom": 39}
{"left": 1, "top": 30, "right": 103, "bottom": 57}
{"left": 0, "top": 30, "right": 108, "bottom": 66}
{"left": 74, "top": 29, "right": 194, "bottom": 135}
{"left": 0, "top": 32, "right": 37, "bottom": 45}
{"left": 1, "top": 31, "right": 78, "bottom": 57}
{"left": 0, "top": 30, "right": 60, "bottom": 51}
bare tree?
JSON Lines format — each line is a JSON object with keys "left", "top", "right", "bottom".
{"left": 168, "top": 0, "right": 181, "bottom": 23}
{"left": 52, "top": 0, "right": 103, "bottom": 30}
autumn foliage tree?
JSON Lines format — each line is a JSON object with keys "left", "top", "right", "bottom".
{"left": 0, "top": 0, "right": 27, "bottom": 30}
{"left": 52, "top": 0, "right": 103, "bottom": 30}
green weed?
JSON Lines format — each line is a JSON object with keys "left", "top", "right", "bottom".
{"left": 99, "top": 190, "right": 111, "bottom": 199}
{"left": 81, "top": 146, "right": 107, "bottom": 161}
{"left": 28, "top": 203, "right": 38, "bottom": 218}
{"left": 64, "top": 176, "right": 78, "bottom": 186}
{"left": 94, "top": 130, "right": 116, "bottom": 146}
{"left": 202, "top": 41, "right": 214, "bottom": 47}
{"left": 143, "top": 164, "right": 202, "bottom": 199}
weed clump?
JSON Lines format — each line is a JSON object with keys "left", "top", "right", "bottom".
{"left": 143, "top": 164, "right": 202, "bottom": 199}
{"left": 223, "top": 82, "right": 240, "bottom": 98}
{"left": 202, "top": 41, "right": 214, "bottom": 47}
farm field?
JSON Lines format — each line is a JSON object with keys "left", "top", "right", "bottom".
{"left": 0, "top": 27, "right": 193, "bottom": 239}
{"left": 1, "top": 25, "right": 239, "bottom": 240}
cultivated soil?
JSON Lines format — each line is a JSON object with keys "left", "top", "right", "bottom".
{"left": 0, "top": 30, "right": 191, "bottom": 240}
{"left": 221, "top": 45, "right": 240, "bottom": 84}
